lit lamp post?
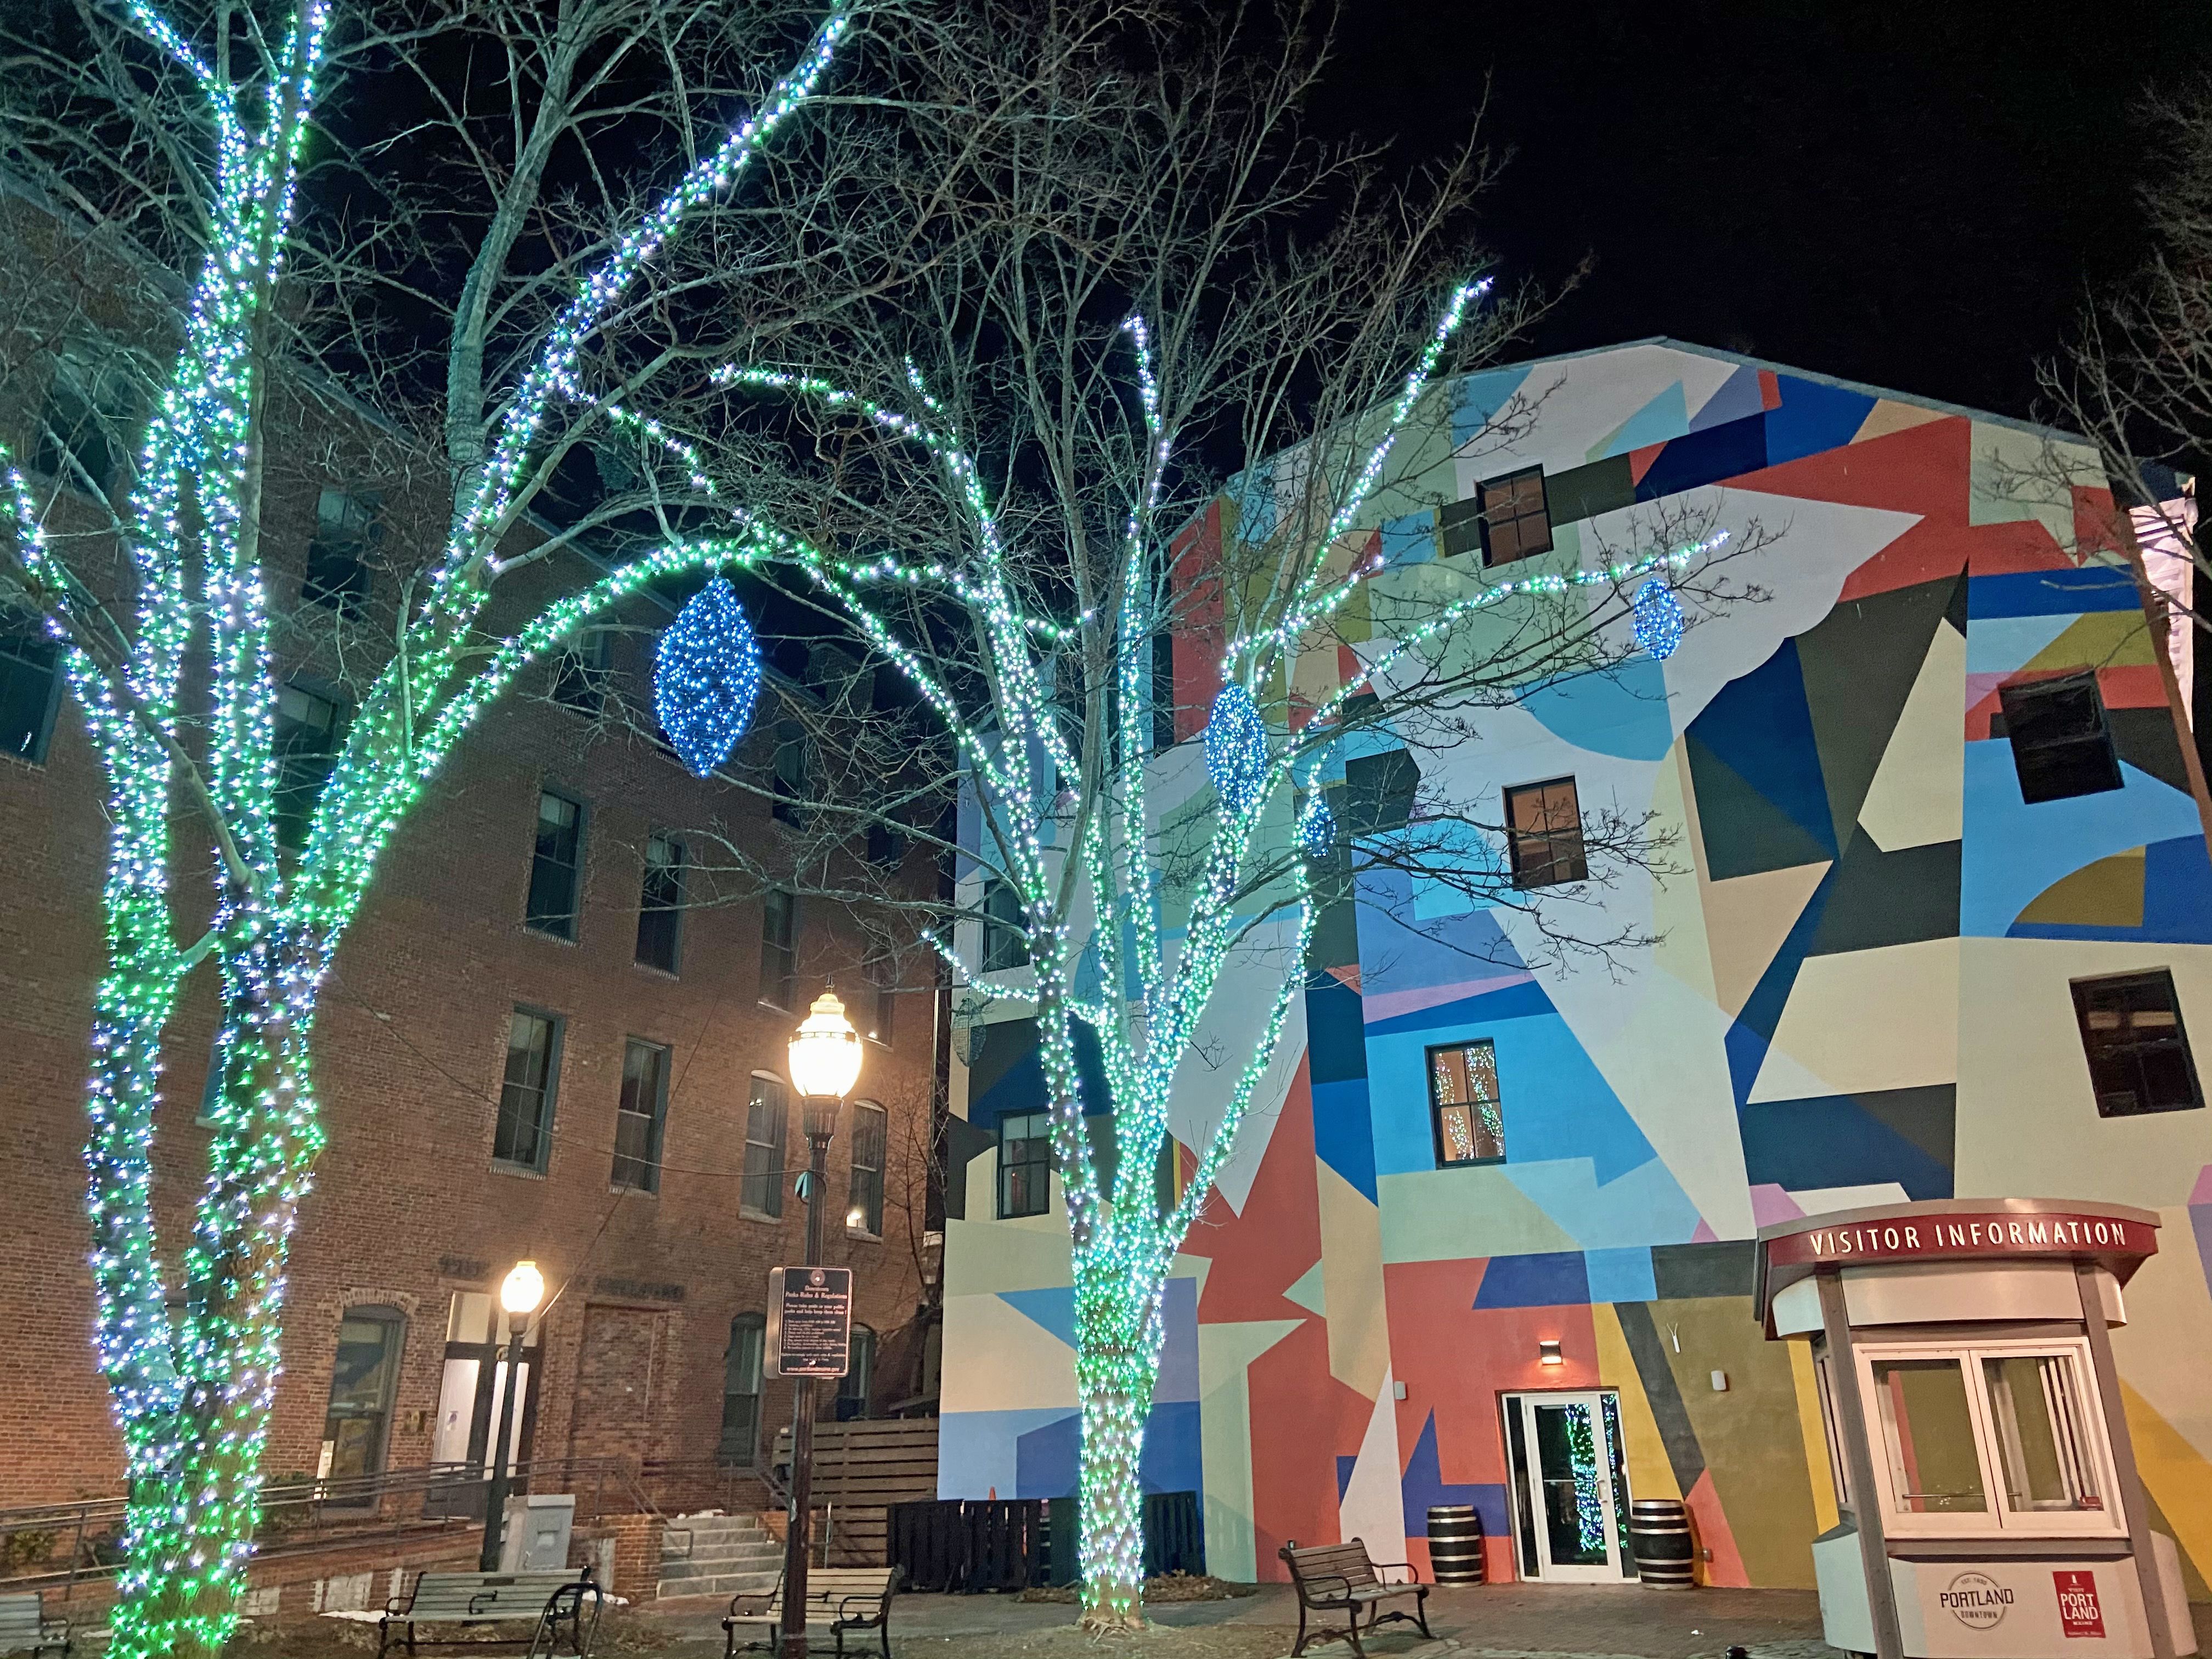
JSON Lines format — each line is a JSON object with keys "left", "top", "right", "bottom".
{"left": 781, "top": 989, "right": 862, "bottom": 1659}
{"left": 479, "top": 1258, "right": 545, "bottom": 1571}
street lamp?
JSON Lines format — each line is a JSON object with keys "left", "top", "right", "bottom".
{"left": 780, "top": 989, "right": 861, "bottom": 1658}
{"left": 479, "top": 1258, "right": 545, "bottom": 1571}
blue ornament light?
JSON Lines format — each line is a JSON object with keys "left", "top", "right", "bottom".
{"left": 654, "top": 577, "right": 763, "bottom": 777}
{"left": 1204, "top": 684, "right": 1268, "bottom": 815}
{"left": 1633, "top": 579, "right": 1684, "bottom": 660}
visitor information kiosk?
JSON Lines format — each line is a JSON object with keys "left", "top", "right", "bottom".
{"left": 1754, "top": 1199, "right": 2194, "bottom": 1659}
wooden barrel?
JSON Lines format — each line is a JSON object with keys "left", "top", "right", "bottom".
{"left": 1427, "top": 1505, "right": 1483, "bottom": 1584}
{"left": 1628, "top": 1498, "right": 1694, "bottom": 1588}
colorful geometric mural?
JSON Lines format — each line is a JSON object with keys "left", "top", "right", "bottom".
{"left": 938, "top": 340, "right": 2212, "bottom": 1595}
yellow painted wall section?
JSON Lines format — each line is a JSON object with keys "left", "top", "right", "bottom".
{"left": 1786, "top": 1339, "right": 1839, "bottom": 1536}
{"left": 2121, "top": 1379, "right": 2212, "bottom": 1599}
{"left": 1593, "top": 1302, "right": 1680, "bottom": 1502}
{"left": 1316, "top": 1158, "right": 1391, "bottom": 1401}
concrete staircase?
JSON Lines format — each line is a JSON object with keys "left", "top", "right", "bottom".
{"left": 656, "top": 1512, "right": 783, "bottom": 1600}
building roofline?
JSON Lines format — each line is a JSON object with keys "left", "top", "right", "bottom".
{"left": 1480, "top": 334, "right": 2093, "bottom": 448}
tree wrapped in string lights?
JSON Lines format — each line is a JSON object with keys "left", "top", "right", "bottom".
{"left": 0, "top": 1, "right": 860, "bottom": 1648}
{"left": 0, "top": 0, "right": 1743, "bottom": 1644}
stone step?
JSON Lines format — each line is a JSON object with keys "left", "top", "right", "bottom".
{"left": 657, "top": 1567, "right": 782, "bottom": 1600}
{"left": 658, "top": 1547, "right": 784, "bottom": 1579}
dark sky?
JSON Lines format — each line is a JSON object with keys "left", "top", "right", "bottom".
{"left": 1317, "top": 1, "right": 2211, "bottom": 425}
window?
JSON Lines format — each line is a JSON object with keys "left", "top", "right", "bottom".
{"left": 1441, "top": 467, "right": 1552, "bottom": 566}
{"left": 274, "top": 685, "right": 348, "bottom": 852}
{"left": 526, "top": 790, "right": 584, "bottom": 939}
{"left": 36, "top": 340, "right": 138, "bottom": 497}
{"left": 1505, "top": 776, "right": 1587, "bottom": 888}
{"left": 2000, "top": 674, "right": 2123, "bottom": 804}
{"left": 494, "top": 1008, "right": 561, "bottom": 1171}
{"left": 1855, "top": 1340, "right": 2120, "bottom": 1538}
{"left": 837, "top": 1325, "right": 876, "bottom": 1421}
{"left": 2070, "top": 970, "right": 2203, "bottom": 1116}
{"left": 847, "top": 1101, "right": 887, "bottom": 1237}
{"left": 866, "top": 973, "right": 895, "bottom": 1048}
{"left": 720, "top": 1314, "right": 766, "bottom": 1463}
{"left": 0, "top": 610, "right": 60, "bottom": 764}
{"left": 552, "top": 629, "right": 612, "bottom": 715}
{"left": 1813, "top": 1351, "right": 1852, "bottom": 1509}
{"left": 635, "top": 833, "right": 686, "bottom": 974}
{"left": 303, "top": 488, "right": 377, "bottom": 614}
{"left": 772, "top": 720, "right": 810, "bottom": 826}
{"left": 1152, "top": 630, "right": 1177, "bottom": 752}
{"left": 742, "top": 1074, "right": 788, "bottom": 1218}
{"left": 612, "top": 1039, "right": 670, "bottom": 1193}
{"left": 981, "top": 878, "right": 1030, "bottom": 973}
{"left": 759, "top": 888, "right": 796, "bottom": 1009}
{"left": 997, "top": 1109, "right": 1053, "bottom": 1218}
{"left": 320, "top": 1306, "right": 405, "bottom": 1486}
{"left": 1428, "top": 1040, "right": 1506, "bottom": 1166}
{"left": 866, "top": 820, "right": 907, "bottom": 867}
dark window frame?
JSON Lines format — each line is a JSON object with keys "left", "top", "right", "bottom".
{"left": 2000, "top": 673, "right": 2125, "bottom": 805}
{"left": 866, "top": 972, "right": 895, "bottom": 1048}
{"left": 319, "top": 1304, "right": 407, "bottom": 1492}
{"left": 772, "top": 719, "right": 811, "bottom": 827}
{"left": 741, "top": 1072, "right": 789, "bottom": 1219}
{"left": 997, "top": 1109, "right": 1054, "bottom": 1218}
{"left": 847, "top": 1100, "right": 887, "bottom": 1237}
{"left": 635, "top": 832, "right": 686, "bottom": 974}
{"left": 836, "top": 1324, "right": 877, "bottom": 1421}
{"left": 303, "top": 487, "right": 379, "bottom": 616}
{"left": 612, "top": 1037, "right": 672, "bottom": 1193}
{"left": 494, "top": 1006, "right": 563, "bottom": 1172}
{"left": 1426, "top": 1037, "right": 1508, "bottom": 1168}
{"left": 36, "top": 338, "right": 140, "bottom": 499}
{"left": 759, "top": 888, "right": 797, "bottom": 1009}
{"left": 981, "top": 877, "right": 1030, "bottom": 973}
{"left": 720, "top": 1312, "right": 767, "bottom": 1464}
{"left": 273, "top": 682, "right": 350, "bottom": 853}
{"left": 0, "top": 610, "right": 63, "bottom": 765}
{"left": 526, "top": 788, "right": 586, "bottom": 940}
{"left": 1476, "top": 467, "right": 1553, "bottom": 566}
{"left": 2070, "top": 970, "right": 2205, "bottom": 1118}
{"left": 552, "top": 628, "right": 613, "bottom": 715}
{"left": 1505, "top": 776, "right": 1588, "bottom": 889}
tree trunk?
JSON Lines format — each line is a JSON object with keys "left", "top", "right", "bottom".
{"left": 1073, "top": 1266, "right": 1166, "bottom": 1632}
{"left": 101, "top": 1030, "right": 319, "bottom": 1659}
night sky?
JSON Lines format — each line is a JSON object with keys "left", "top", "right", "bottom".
{"left": 1317, "top": 1, "right": 2211, "bottom": 425}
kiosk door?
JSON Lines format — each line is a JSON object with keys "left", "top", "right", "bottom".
{"left": 1506, "top": 1391, "right": 1629, "bottom": 1582}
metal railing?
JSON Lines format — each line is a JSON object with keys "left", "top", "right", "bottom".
{"left": 0, "top": 1452, "right": 786, "bottom": 1602}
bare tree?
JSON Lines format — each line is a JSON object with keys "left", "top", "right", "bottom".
{"left": 657, "top": 0, "right": 1746, "bottom": 1627}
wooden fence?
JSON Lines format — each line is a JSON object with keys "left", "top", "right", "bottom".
{"left": 772, "top": 1419, "right": 940, "bottom": 1567}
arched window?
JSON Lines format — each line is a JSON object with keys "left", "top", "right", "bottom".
{"left": 837, "top": 1325, "right": 876, "bottom": 1421}
{"left": 721, "top": 1313, "right": 766, "bottom": 1463}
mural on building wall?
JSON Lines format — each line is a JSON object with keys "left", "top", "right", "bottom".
{"left": 937, "top": 341, "right": 2212, "bottom": 1595}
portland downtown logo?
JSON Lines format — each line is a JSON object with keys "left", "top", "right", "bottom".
{"left": 1942, "top": 1572, "right": 2013, "bottom": 1629}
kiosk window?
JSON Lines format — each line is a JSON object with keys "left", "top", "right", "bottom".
{"left": 1871, "top": 1358, "right": 1988, "bottom": 1515}
{"left": 1984, "top": 1352, "right": 2103, "bottom": 1515}
{"left": 1854, "top": 1340, "right": 2120, "bottom": 1538}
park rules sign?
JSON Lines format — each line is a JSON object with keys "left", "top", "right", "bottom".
{"left": 766, "top": 1265, "right": 853, "bottom": 1379}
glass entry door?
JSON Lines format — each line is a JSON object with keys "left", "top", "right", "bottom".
{"left": 1505, "top": 1391, "right": 1629, "bottom": 1582}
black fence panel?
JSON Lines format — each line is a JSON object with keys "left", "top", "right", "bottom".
{"left": 888, "top": 1499, "right": 1040, "bottom": 1593}
{"left": 1143, "top": 1491, "right": 1205, "bottom": 1579}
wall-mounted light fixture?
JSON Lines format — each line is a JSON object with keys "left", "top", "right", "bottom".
{"left": 1538, "top": 1339, "right": 1563, "bottom": 1367}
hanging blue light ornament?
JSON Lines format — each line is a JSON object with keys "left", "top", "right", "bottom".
{"left": 654, "top": 577, "right": 763, "bottom": 778}
{"left": 1632, "top": 578, "right": 1685, "bottom": 661}
{"left": 1204, "top": 684, "right": 1268, "bottom": 815}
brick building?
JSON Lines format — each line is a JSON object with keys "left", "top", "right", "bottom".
{"left": 0, "top": 179, "right": 945, "bottom": 1515}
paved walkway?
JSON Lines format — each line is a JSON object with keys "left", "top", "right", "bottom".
{"left": 646, "top": 1581, "right": 1844, "bottom": 1658}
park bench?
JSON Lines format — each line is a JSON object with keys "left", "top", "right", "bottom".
{"left": 1280, "top": 1539, "right": 1432, "bottom": 1658}
{"left": 723, "top": 1566, "right": 901, "bottom": 1659}
{"left": 0, "top": 1591, "right": 69, "bottom": 1657}
{"left": 363, "top": 1567, "right": 602, "bottom": 1659}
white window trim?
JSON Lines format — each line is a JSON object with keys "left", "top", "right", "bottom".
{"left": 1852, "top": 1338, "right": 2123, "bottom": 1540}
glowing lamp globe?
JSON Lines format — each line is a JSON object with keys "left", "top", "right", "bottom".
{"left": 789, "top": 989, "right": 863, "bottom": 1102}
{"left": 500, "top": 1259, "right": 546, "bottom": 1317}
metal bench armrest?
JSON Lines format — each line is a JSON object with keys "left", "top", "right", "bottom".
{"left": 1297, "top": 1572, "right": 1357, "bottom": 1602}
{"left": 1369, "top": 1561, "right": 1419, "bottom": 1584}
